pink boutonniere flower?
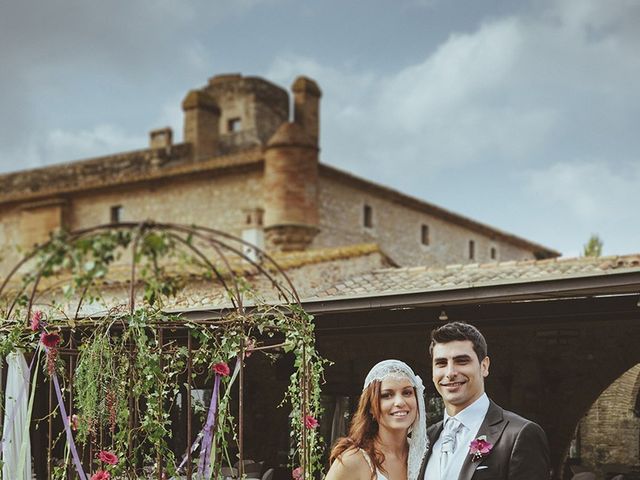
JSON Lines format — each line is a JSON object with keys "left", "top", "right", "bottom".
{"left": 469, "top": 435, "right": 493, "bottom": 461}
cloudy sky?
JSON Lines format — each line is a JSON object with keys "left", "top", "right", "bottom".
{"left": 1, "top": 0, "right": 638, "bottom": 257}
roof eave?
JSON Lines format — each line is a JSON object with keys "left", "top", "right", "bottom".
{"left": 300, "top": 270, "right": 640, "bottom": 315}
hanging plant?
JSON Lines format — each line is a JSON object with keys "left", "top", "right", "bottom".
{"left": 0, "top": 222, "right": 328, "bottom": 479}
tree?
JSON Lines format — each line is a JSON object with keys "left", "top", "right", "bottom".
{"left": 583, "top": 234, "right": 603, "bottom": 257}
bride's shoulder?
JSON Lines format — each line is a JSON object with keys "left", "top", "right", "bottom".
{"left": 325, "top": 447, "right": 371, "bottom": 480}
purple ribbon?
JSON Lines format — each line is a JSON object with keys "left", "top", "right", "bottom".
{"left": 51, "top": 361, "right": 88, "bottom": 480}
{"left": 0, "top": 352, "right": 36, "bottom": 458}
{"left": 197, "top": 374, "right": 221, "bottom": 478}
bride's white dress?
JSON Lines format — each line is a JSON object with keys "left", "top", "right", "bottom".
{"left": 360, "top": 449, "right": 390, "bottom": 480}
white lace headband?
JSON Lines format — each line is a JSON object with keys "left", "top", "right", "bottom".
{"left": 363, "top": 359, "right": 429, "bottom": 480}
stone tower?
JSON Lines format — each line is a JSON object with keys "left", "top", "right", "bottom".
{"left": 263, "top": 76, "right": 322, "bottom": 252}
{"left": 263, "top": 121, "right": 319, "bottom": 252}
{"left": 203, "top": 74, "right": 289, "bottom": 153}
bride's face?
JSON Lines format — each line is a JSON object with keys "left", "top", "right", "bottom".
{"left": 376, "top": 376, "right": 417, "bottom": 433}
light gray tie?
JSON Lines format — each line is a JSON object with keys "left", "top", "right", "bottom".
{"left": 440, "top": 418, "right": 462, "bottom": 479}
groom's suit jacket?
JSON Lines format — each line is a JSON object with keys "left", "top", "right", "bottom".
{"left": 418, "top": 400, "right": 550, "bottom": 480}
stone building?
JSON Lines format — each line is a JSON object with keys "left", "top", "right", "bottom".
{"left": 0, "top": 73, "right": 558, "bottom": 276}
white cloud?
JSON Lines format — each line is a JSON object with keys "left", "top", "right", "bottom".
{"left": 45, "top": 125, "right": 146, "bottom": 164}
{"left": 524, "top": 160, "right": 640, "bottom": 222}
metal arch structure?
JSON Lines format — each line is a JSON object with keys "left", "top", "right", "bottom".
{"left": 0, "top": 221, "right": 317, "bottom": 480}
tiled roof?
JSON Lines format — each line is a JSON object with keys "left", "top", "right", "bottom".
{"left": 13, "top": 243, "right": 389, "bottom": 316}
{"left": 270, "top": 243, "right": 385, "bottom": 270}
{"left": 319, "top": 254, "right": 640, "bottom": 298}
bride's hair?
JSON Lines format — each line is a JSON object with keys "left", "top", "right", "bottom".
{"left": 329, "top": 379, "right": 389, "bottom": 479}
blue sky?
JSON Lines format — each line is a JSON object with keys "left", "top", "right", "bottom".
{"left": 1, "top": 0, "right": 638, "bottom": 257}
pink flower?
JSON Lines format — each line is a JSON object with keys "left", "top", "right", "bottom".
{"left": 469, "top": 435, "right": 493, "bottom": 461}
{"left": 40, "top": 332, "right": 61, "bottom": 348}
{"left": 292, "top": 467, "right": 303, "bottom": 480}
{"left": 97, "top": 450, "right": 118, "bottom": 465}
{"left": 90, "top": 471, "right": 110, "bottom": 480}
{"left": 30, "top": 310, "right": 43, "bottom": 331}
{"left": 304, "top": 415, "right": 319, "bottom": 429}
{"left": 212, "top": 361, "right": 230, "bottom": 376}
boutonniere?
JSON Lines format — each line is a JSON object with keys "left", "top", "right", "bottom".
{"left": 469, "top": 435, "right": 493, "bottom": 461}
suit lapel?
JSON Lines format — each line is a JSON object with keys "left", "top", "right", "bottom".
{"left": 458, "top": 401, "right": 508, "bottom": 480}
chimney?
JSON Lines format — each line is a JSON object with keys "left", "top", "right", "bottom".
{"left": 182, "top": 90, "right": 220, "bottom": 160}
{"left": 291, "top": 76, "right": 321, "bottom": 146}
{"left": 149, "top": 127, "right": 173, "bottom": 149}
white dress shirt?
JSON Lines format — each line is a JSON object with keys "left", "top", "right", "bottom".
{"left": 425, "top": 393, "right": 490, "bottom": 480}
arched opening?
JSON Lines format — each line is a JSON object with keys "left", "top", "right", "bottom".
{"left": 566, "top": 363, "right": 640, "bottom": 479}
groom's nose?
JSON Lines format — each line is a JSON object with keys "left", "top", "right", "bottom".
{"left": 445, "top": 362, "right": 458, "bottom": 378}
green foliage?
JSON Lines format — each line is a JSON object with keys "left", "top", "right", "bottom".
{"left": 583, "top": 234, "right": 603, "bottom": 257}
{"left": 0, "top": 225, "right": 327, "bottom": 479}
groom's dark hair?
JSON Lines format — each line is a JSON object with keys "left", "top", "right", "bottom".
{"left": 429, "top": 321, "right": 488, "bottom": 361}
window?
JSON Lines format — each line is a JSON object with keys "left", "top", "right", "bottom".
{"left": 227, "top": 118, "right": 242, "bottom": 133}
{"left": 110, "top": 205, "right": 122, "bottom": 223}
{"left": 363, "top": 204, "right": 373, "bottom": 228}
{"left": 490, "top": 247, "right": 497, "bottom": 260}
{"left": 421, "top": 224, "right": 430, "bottom": 246}
{"left": 468, "top": 240, "right": 475, "bottom": 260}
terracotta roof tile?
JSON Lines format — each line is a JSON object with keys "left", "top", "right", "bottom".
{"left": 316, "top": 254, "right": 640, "bottom": 298}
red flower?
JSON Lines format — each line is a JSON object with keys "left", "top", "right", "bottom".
{"left": 212, "top": 361, "right": 230, "bottom": 376}
{"left": 292, "top": 467, "right": 303, "bottom": 480}
{"left": 97, "top": 450, "right": 118, "bottom": 465}
{"left": 304, "top": 415, "right": 319, "bottom": 429}
{"left": 469, "top": 435, "right": 493, "bottom": 461}
{"left": 40, "top": 332, "right": 61, "bottom": 348}
{"left": 30, "top": 310, "right": 43, "bottom": 331}
{"left": 90, "top": 471, "right": 110, "bottom": 480}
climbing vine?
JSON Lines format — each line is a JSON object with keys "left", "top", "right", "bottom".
{"left": 0, "top": 222, "right": 327, "bottom": 479}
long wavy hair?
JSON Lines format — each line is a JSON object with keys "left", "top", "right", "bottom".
{"left": 330, "top": 379, "right": 413, "bottom": 479}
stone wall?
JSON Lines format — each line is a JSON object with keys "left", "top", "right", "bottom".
{"left": 68, "top": 171, "right": 264, "bottom": 233}
{"left": 578, "top": 364, "right": 640, "bottom": 477}
{"left": 313, "top": 175, "right": 537, "bottom": 267}
{"left": 0, "top": 169, "right": 263, "bottom": 273}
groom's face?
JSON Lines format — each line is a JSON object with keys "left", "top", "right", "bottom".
{"left": 432, "top": 340, "right": 490, "bottom": 415}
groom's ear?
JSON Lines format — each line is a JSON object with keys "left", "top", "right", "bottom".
{"left": 481, "top": 356, "right": 490, "bottom": 378}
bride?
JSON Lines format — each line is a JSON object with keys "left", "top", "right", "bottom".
{"left": 325, "top": 360, "right": 428, "bottom": 480}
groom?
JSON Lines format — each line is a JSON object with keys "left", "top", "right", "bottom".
{"left": 418, "top": 322, "right": 550, "bottom": 479}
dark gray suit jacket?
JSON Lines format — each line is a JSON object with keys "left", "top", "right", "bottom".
{"left": 418, "top": 400, "right": 550, "bottom": 480}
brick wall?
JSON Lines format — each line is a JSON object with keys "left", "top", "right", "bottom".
{"left": 578, "top": 364, "right": 640, "bottom": 476}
